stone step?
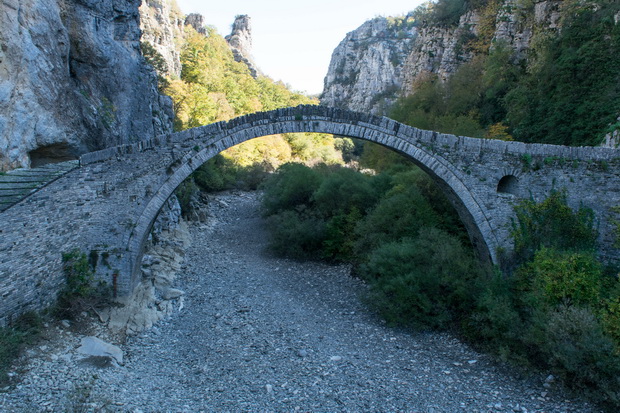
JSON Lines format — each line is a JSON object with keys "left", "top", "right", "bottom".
{"left": 0, "top": 160, "right": 79, "bottom": 212}
{"left": 0, "top": 188, "right": 35, "bottom": 196}
{"left": 0, "top": 175, "right": 58, "bottom": 183}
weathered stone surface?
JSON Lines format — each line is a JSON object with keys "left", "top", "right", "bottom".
{"left": 184, "top": 13, "right": 206, "bottom": 35}
{"left": 225, "top": 15, "right": 260, "bottom": 78}
{"left": 0, "top": 0, "right": 173, "bottom": 171}
{"left": 322, "top": 1, "right": 564, "bottom": 114}
{"left": 139, "top": 0, "right": 186, "bottom": 77}
{"left": 77, "top": 336, "right": 123, "bottom": 364}
{"left": 0, "top": 106, "right": 619, "bottom": 326}
{"left": 321, "top": 17, "right": 417, "bottom": 114}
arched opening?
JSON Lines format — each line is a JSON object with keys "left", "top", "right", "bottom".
{"left": 497, "top": 175, "right": 519, "bottom": 196}
{"left": 123, "top": 109, "right": 499, "bottom": 293}
{"left": 29, "top": 143, "right": 78, "bottom": 167}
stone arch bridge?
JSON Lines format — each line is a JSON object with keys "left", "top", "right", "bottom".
{"left": 1, "top": 105, "right": 619, "bottom": 324}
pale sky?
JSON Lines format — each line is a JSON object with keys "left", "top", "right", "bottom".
{"left": 175, "top": 0, "right": 426, "bottom": 95}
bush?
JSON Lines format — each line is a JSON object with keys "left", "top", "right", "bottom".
{"left": 354, "top": 181, "right": 443, "bottom": 252}
{"left": 517, "top": 248, "right": 603, "bottom": 307}
{"left": 265, "top": 210, "right": 326, "bottom": 260}
{"left": 533, "top": 306, "right": 620, "bottom": 406}
{"left": 56, "top": 250, "right": 110, "bottom": 319}
{"left": 312, "top": 167, "right": 378, "bottom": 217}
{"left": 174, "top": 179, "right": 200, "bottom": 216}
{"left": 510, "top": 190, "right": 598, "bottom": 265}
{"left": 466, "top": 273, "right": 524, "bottom": 359}
{"left": 0, "top": 312, "right": 42, "bottom": 386}
{"left": 362, "top": 228, "right": 482, "bottom": 328}
{"left": 261, "top": 163, "right": 322, "bottom": 216}
{"left": 322, "top": 208, "right": 363, "bottom": 262}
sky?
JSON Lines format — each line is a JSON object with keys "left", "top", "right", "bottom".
{"left": 175, "top": 0, "right": 426, "bottom": 95}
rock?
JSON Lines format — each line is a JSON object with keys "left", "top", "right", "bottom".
{"left": 321, "top": 1, "right": 565, "bottom": 116}
{"left": 162, "top": 288, "right": 185, "bottom": 300}
{"left": 0, "top": 0, "right": 173, "bottom": 170}
{"left": 225, "top": 15, "right": 261, "bottom": 78}
{"left": 321, "top": 17, "right": 417, "bottom": 114}
{"left": 140, "top": 0, "right": 186, "bottom": 76}
{"left": 61, "top": 320, "right": 70, "bottom": 328}
{"left": 77, "top": 336, "right": 123, "bottom": 365}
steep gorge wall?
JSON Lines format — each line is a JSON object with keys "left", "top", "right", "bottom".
{"left": 321, "top": 17, "right": 417, "bottom": 114}
{"left": 321, "top": 0, "right": 562, "bottom": 114}
{"left": 0, "top": 0, "right": 173, "bottom": 171}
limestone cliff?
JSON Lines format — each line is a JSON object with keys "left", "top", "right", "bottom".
{"left": 139, "top": 0, "right": 186, "bottom": 77}
{"left": 321, "top": 17, "right": 417, "bottom": 114}
{"left": 225, "top": 15, "right": 260, "bottom": 78}
{"left": 0, "top": 0, "right": 174, "bottom": 171}
{"left": 321, "top": 0, "right": 563, "bottom": 114}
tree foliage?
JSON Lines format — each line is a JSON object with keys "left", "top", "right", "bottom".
{"left": 393, "top": 1, "right": 620, "bottom": 147}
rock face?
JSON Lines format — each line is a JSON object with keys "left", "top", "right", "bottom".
{"left": 139, "top": 0, "right": 187, "bottom": 77}
{"left": 225, "top": 15, "right": 260, "bottom": 78}
{"left": 321, "top": 17, "right": 417, "bottom": 114}
{"left": 321, "top": 0, "right": 563, "bottom": 114}
{"left": 184, "top": 13, "right": 206, "bottom": 35}
{"left": 0, "top": 0, "right": 173, "bottom": 171}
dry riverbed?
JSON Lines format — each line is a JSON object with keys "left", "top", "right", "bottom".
{"left": 0, "top": 191, "right": 603, "bottom": 412}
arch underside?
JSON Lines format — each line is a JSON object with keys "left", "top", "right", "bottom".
{"left": 125, "top": 118, "right": 499, "bottom": 293}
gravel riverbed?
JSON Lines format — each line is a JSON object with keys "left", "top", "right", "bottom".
{"left": 0, "top": 191, "right": 603, "bottom": 412}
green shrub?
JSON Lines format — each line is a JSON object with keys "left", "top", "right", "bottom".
{"left": 265, "top": 210, "right": 326, "bottom": 260}
{"left": 57, "top": 250, "right": 110, "bottom": 318}
{"left": 174, "top": 179, "right": 199, "bottom": 216}
{"left": 354, "top": 182, "right": 442, "bottom": 252}
{"left": 322, "top": 208, "right": 363, "bottom": 262}
{"left": 510, "top": 190, "right": 598, "bottom": 264}
{"left": 602, "top": 295, "right": 620, "bottom": 349}
{"left": 466, "top": 273, "right": 524, "bottom": 358}
{"left": 193, "top": 156, "right": 229, "bottom": 192}
{"left": 533, "top": 305, "right": 620, "bottom": 406}
{"left": 362, "top": 228, "right": 481, "bottom": 328}
{"left": 261, "top": 163, "right": 322, "bottom": 216}
{"left": 517, "top": 248, "right": 603, "bottom": 307}
{"left": 312, "top": 167, "right": 378, "bottom": 217}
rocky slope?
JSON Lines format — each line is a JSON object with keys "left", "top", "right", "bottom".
{"left": 0, "top": 0, "right": 174, "bottom": 171}
{"left": 321, "top": 0, "right": 563, "bottom": 114}
{"left": 139, "top": 0, "right": 187, "bottom": 77}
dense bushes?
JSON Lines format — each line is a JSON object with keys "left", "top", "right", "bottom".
{"left": 396, "top": 1, "right": 620, "bottom": 147}
{"left": 262, "top": 161, "right": 620, "bottom": 408}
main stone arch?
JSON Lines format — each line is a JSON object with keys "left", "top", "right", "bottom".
{"left": 3, "top": 105, "right": 619, "bottom": 323}
{"left": 122, "top": 106, "right": 498, "bottom": 291}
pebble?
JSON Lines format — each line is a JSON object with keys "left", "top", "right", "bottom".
{"left": 0, "top": 191, "right": 602, "bottom": 412}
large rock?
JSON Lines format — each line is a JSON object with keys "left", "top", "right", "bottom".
{"left": 77, "top": 336, "right": 123, "bottom": 364}
{"left": 0, "top": 0, "right": 173, "bottom": 170}
{"left": 321, "top": 0, "right": 564, "bottom": 115}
